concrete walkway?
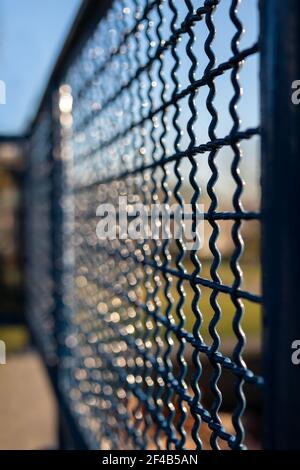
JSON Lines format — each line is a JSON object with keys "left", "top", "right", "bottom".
{"left": 0, "top": 351, "right": 57, "bottom": 450}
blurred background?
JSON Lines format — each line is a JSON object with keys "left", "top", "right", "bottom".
{"left": 0, "top": 0, "right": 80, "bottom": 449}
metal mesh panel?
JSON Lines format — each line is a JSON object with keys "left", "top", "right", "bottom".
{"left": 25, "top": 111, "right": 57, "bottom": 365}
{"left": 27, "top": 0, "right": 263, "bottom": 450}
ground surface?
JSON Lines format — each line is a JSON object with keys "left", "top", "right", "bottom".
{"left": 0, "top": 350, "right": 260, "bottom": 450}
{"left": 0, "top": 351, "right": 57, "bottom": 450}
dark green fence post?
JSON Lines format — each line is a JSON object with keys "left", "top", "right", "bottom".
{"left": 261, "top": 0, "right": 300, "bottom": 449}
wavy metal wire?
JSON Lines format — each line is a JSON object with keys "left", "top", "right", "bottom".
{"left": 26, "top": 0, "right": 262, "bottom": 450}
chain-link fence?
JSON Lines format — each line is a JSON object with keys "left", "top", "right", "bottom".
{"left": 2, "top": 0, "right": 300, "bottom": 451}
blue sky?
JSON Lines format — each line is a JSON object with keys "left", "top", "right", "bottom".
{"left": 0, "top": 0, "right": 260, "bottom": 192}
{"left": 0, "top": 0, "right": 81, "bottom": 135}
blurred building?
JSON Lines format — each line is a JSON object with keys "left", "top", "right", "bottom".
{"left": 0, "top": 142, "right": 24, "bottom": 324}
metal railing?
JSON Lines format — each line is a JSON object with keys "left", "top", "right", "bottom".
{"left": 2, "top": 0, "right": 300, "bottom": 450}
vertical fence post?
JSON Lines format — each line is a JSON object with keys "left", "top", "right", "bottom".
{"left": 261, "top": 0, "right": 300, "bottom": 449}
{"left": 50, "top": 87, "right": 87, "bottom": 450}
